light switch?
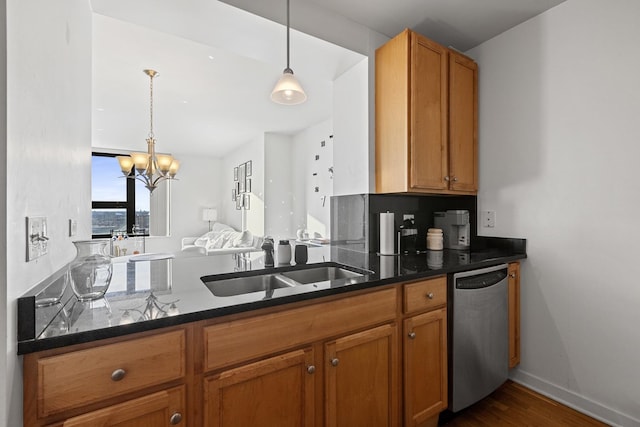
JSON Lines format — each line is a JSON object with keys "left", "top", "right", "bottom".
{"left": 26, "top": 216, "right": 49, "bottom": 261}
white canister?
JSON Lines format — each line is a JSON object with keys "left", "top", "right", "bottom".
{"left": 379, "top": 212, "right": 395, "bottom": 255}
{"left": 277, "top": 240, "right": 292, "bottom": 265}
{"left": 426, "top": 228, "right": 444, "bottom": 251}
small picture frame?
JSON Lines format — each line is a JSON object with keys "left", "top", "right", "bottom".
{"left": 235, "top": 181, "right": 240, "bottom": 195}
{"left": 245, "top": 178, "right": 251, "bottom": 193}
{"left": 236, "top": 195, "right": 242, "bottom": 210}
{"left": 232, "top": 188, "right": 236, "bottom": 201}
{"left": 239, "top": 163, "right": 246, "bottom": 182}
{"left": 246, "top": 160, "right": 252, "bottom": 177}
{"left": 243, "top": 194, "right": 250, "bottom": 210}
{"left": 233, "top": 167, "right": 238, "bottom": 181}
{"left": 239, "top": 176, "right": 245, "bottom": 193}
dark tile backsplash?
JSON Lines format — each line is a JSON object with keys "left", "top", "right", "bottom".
{"left": 331, "top": 193, "right": 477, "bottom": 253}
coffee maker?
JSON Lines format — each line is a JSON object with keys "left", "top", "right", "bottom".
{"left": 434, "top": 210, "right": 470, "bottom": 250}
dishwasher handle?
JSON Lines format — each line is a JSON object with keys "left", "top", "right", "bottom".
{"left": 455, "top": 268, "right": 508, "bottom": 290}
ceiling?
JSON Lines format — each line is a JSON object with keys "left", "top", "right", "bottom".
{"left": 91, "top": 0, "right": 566, "bottom": 158}
{"left": 223, "top": 0, "right": 567, "bottom": 52}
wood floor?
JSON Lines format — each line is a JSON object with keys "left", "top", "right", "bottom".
{"left": 439, "top": 380, "right": 610, "bottom": 427}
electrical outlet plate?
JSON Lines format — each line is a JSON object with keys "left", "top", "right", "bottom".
{"left": 26, "top": 216, "right": 49, "bottom": 261}
{"left": 482, "top": 211, "right": 496, "bottom": 228}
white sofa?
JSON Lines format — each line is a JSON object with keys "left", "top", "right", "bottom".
{"left": 181, "top": 222, "right": 263, "bottom": 256}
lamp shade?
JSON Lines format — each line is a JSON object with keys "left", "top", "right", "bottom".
{"left": 202, "top": 208, "right": 218, "bottom": 222}
{"left": 271, "top": 69, "right": 307, "bottom": 105}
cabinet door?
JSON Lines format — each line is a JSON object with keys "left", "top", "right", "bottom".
{"left": 204, "top": 348, "right": 315, "bottom": 427}
{"left": 448, "top": 51, "right": 478, "bottom": 192}
{"left": 508, "top": 262, "right": 521, "bottom": 368}
{"left": 325, "top": 323, "right": 398, "bottom": 427}
{"left": 410, "top": 33, "right": 449, "bottom": 191}
{"left": 404, "top": 308, "right": 447, "bottom": 427}
{"left": 60, "top": 386, "right": 185, "bottom": 427}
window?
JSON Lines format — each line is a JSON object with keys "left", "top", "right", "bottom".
{"left": 92, "top": 152, "right": 150, "bottom": 238}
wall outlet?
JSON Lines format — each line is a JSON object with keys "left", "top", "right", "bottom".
{"left": 482, "top": 211, "right": 496, "bottom": 228}
{"left": 69, "top": 219, "right": 77, "bottom": 237}
{"left": 26, "top": 216, "right": 49, "bottom": 261}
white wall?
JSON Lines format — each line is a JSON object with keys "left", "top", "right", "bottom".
{"left": 145, "top": 152, "right": 224, "bottom": 253}
{"left": 264, "top": 133, "right": 293, "bottom": 240}
{"left": 468, "top": 0, "right": 640, "bottom": 424}
{"left": 222, "top": 135, "right": 265, "bottom": 235}
{"left": 291, "top": 119, "right": 333, "bottom": 239}
{"left": 4, "top": 1, "right": 93, "bottom": 425}
{"left": 333, "top": 59, "right": 369, "bottom": 196}
{"left": 0, "top": 0, "right": 7, "bottom": 422}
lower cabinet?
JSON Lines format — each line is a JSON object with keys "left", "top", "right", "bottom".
{"left": 508, "top": 262, "right": 521, "bottom": 368}
{"left": 403, "top": 308, "right": 448, "bottom": 426}
{"left": 53, "top": 386, "right": 185, "bottom": 427}
{"left": 204, "top": 349, "right": 316, "bottom": 427}
{"left": 24, "top": 277, "right": 465, "bottom": 426}
{"left": 325, "top": 324, "right": 398, "bottom": 427}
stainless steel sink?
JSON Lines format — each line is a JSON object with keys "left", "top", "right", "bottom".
{"left": 204, "top": 274, "right": 298, "bottom": 297}
{"left": 280, "top": 266, "right": 364, "bottom": 285}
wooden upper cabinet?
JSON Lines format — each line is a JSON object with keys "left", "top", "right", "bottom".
{"left": 448, "top": 51, "right": 478, "bottom": 192}
{"left": 410, "top": 33, "right": 449, "bottom": 191}
{"left": 375, "top": 29, "right": 478, "bottom": 195}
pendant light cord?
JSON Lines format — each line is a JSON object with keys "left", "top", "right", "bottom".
{"left": 286, "top": 0, "right": 290, "bottom": 70}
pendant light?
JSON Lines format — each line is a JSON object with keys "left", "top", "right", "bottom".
{"left": 271, "top": 0, "right": 307, "bottom": 105}
{"left": 116, "top": 69, "right": 180, "bottom": 193}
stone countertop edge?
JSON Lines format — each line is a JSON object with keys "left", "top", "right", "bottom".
{"left": 17, "top": 245, "right": 526, "bottom": 355}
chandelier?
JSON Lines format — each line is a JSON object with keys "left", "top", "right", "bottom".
{"left": 116, "top": 69, "right": 180, "bottom": 193}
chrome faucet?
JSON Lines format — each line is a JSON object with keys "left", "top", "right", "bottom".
{"left": 261, "top": 237, "right": 275, "bottom": 268}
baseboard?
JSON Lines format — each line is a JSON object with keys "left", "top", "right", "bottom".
{"left": 510, "top": 369, "right": 640, "bottom": 427}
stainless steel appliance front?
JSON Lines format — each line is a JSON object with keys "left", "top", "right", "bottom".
{"left": 450, "top": 263, "right": 509, "bottom": 412}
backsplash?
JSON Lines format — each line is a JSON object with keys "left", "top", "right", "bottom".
{"left": 330, "top": 193, "right": 477, "bottom": 253}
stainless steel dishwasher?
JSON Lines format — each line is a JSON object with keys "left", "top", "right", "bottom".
{"left": 449, "top": 263, "right": 509, "bottom": 412}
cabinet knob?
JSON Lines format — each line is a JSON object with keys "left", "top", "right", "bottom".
{"left": 509, "top": 272, "right": 516, "bottom": 278}
{"left": 111, "top": 368, "right": 126, "bottom": 382}
{"left": 444, "top": 176, "right": 450, "bottom": 182}
{"left": 426, "top": 292, "right": 434, "bottom": 300}
{"left": 452, "top": 176, "right": 458, "bottom": 182}
{"left": 169, "top": 412, "right": 183, "bottom": 425}
{"left": 408, "top": 332, "right": 416, "bottom": 339}
{"left": 330, "top": 358, "right": 339, "bottom": 367}
{"left": 307, "top": 365, "right": 316, "bottom": 374}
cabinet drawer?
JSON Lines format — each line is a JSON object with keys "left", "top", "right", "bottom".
{"left": 37, "top": 329, "right": 186, "bottom": 417}
{"left": 404, "top": 276, "right": 447, "bottom": 314}
{"left": 204, "top": 288, "right": 397, "bottom": 372}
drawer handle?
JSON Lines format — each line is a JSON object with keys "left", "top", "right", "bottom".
{"left": 444, "top": 176, "right": 450, "bottom": 182}
{"left": 330, "top": 358, "right": 339, "bottom": 367}
{"left": 111, "top": 368, "right": 126, "bottom": 382}
{"left": 426, "top": 292, "right": 434, "bottom": 300}
{"left": 408, "top": 332, "right": 416, "bottom": 339}
{"left": 307, "top": 365, "right": 316, "bottom": 374}
{"left": 170, "top": 412, "right": 183, "bottom": 425}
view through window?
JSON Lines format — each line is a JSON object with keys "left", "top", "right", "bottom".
{"left": 92, "top": 152, "right": 150, "bottom": 238}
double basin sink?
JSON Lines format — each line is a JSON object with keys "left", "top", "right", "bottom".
{"left": 202, "top": 263, "right": 369, "bottom": 297}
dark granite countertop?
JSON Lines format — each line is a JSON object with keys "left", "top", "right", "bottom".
{"left": 17, "top": 237, "right": 525, "bottom": 354}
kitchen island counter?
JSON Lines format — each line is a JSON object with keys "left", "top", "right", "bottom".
{"left": 17, "top": 237, "right": 525, "bottom": 354}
